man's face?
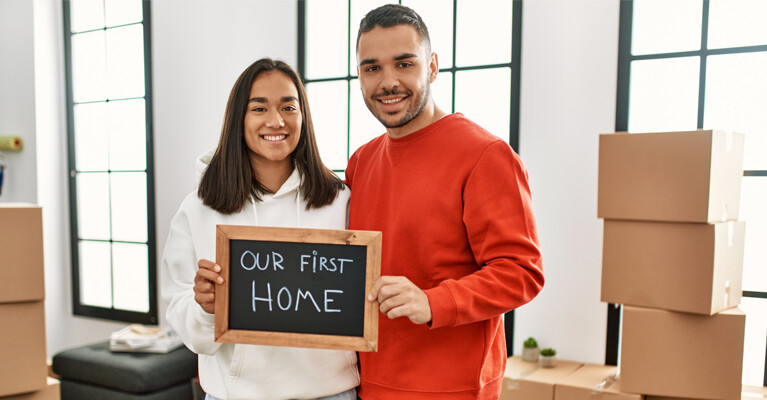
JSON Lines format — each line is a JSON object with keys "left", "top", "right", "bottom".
{"left": 357, "top": 24, "right": 437, "bottom": 135}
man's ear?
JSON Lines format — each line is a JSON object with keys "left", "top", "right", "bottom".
{"left": 429, "top": 52, "right": 439, "bottom": 83}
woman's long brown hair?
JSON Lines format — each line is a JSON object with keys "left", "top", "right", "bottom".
{"left": 198, "top": 58, "right": 343, "bottom": 214}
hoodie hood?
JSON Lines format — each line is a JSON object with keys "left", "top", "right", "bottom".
{"left": 195, "top": 147, "right": 301, "bottom": 198}
{"left": 195, "top": 147, "right": 303, "bottom": 225}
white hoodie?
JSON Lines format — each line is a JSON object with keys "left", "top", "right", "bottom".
{"left": 161, "top": 149, "right": 358, "bottom": 400}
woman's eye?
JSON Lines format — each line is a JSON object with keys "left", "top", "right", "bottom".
{"left": 252, "top": 107, "right": 265, "bottom": 112}
{"left": 283, "top": 105, "right": 298, "bottom": 111}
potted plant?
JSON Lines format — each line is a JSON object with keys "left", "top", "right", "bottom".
{"left": 539, "top": 347, "right": 557, "bottom": 367}
{"left": 521, "top": 337, "right": 539, "bottom": 362}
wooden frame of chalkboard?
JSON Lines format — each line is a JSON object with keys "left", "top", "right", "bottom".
{"left": 214, "top": 225, "right": 381, "bottom": 352}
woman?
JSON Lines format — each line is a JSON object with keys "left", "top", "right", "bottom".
{"left": 161, "top": 59, "right": 358, "bottom": 400}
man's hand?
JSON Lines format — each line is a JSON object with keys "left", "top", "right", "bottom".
{"left": 194, "top": 259, "right": 224, "bottom": 314}
{"left": 368, "top": 276, "right": 432, "bottom": 324}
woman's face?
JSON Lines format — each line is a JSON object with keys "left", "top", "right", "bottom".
{"left": 243, "top": 70, "right": 302, "bottom": 169}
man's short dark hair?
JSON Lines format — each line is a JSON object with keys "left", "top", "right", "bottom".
{"left": 356, "top": 4, "right": 431, "bottom": 54}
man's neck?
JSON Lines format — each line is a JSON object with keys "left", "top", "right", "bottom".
{"left": 386, "top": 103, "right": 447, "bottom": 139}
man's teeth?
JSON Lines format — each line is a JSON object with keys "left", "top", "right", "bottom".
{"left": 263, "top": 135, "right": 286, "bottom": 141}
{"left": 381, "top": 98, "right": 403, "bottom": 104}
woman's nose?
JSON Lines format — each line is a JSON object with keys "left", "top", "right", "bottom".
{"left": 266, "top": 110, "right": 284, "bottom": 128}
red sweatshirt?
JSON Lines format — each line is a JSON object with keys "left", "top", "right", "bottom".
{"left": 346, "top": 113, "right": 544, "bottom": 399}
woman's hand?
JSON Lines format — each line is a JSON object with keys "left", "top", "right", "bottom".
{"left": 194, "top": 259, "right": 224, "bottom": 314}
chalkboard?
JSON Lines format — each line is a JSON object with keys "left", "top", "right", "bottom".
{"left": 214, "top": 225, "right": 381, "bottom": 352}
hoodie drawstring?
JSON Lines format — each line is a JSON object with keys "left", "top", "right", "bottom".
{"left": 250, "top": 192, "right": 302, "bottom": 228}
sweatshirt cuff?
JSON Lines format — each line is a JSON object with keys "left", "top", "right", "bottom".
{"left": 424, "top": 282, "right": 457, "bottom": 329}
{"left": 193, "top": 304, "right": 216, "bottom": 327}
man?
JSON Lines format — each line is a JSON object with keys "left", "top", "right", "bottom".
{"left": 345, "top": 4, "right": 545, "bottom": 400}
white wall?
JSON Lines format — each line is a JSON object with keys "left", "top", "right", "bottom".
{"left": 152, "top": 0, "right": 297, "bottom": 326}
{"left": 513, "top": 0, "right": 620, "bottom": 364}
{"left": 0, "top": 0, "right": 37, "bottom": 203}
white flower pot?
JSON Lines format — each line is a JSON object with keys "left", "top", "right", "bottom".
{"left": 521, "top": 347, "right": 539, "bottom": 362}
{"left": 539, "top": 355, "right": 556, "bottom": 368}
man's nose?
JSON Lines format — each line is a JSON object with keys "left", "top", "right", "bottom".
{"left": 380, "top": 67, "right": 400, "bottom": 90}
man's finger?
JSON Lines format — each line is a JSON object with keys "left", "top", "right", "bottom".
{"left": 368, "top": 276, "right": 402, "bottom": 301}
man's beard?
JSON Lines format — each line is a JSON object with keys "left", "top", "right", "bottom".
{"left": 366, "top": 80, "right": 431, "bottom": 129}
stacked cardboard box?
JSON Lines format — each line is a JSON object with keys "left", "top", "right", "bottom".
{"left": 500, "top": 356, "right": 644, "bottom": 400}
{"left": 0, "top": 204, "right": 53, "bottom": 399}
{"left": 598, "top": 130, "right": 747, "bottom": 400}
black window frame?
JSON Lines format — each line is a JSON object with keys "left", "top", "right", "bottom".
{"left": 612, "top": 0, "right": 767, "bottom": 386}
{"left": 297, "top": 0, "right": 523, "bottom": 355}
{"left": 62, "top": 0, "right": 158, "bottom": 324}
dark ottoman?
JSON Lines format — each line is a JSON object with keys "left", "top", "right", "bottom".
{"left": 52, "top": 341, "right": 198, "bottom": 400}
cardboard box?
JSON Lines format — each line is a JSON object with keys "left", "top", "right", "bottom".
{"left": 0, "top": 204, "right": 45, "bottom": 303}
{"left": 598, "top": 130, "right": 744, "bottom": 223}
{"left": 646, "top": 384, "right": 767, "bottom": 400}
{"left": 554, "top": 364, "right": 643, "bottom": 400}
{"left": 500, "top": 356, "right": 583, "bottom": 400}
{"left": 2, "top": 378, "right": 60, "bottom": 400}
{"left": 621, "top": 306, "right": 745, "bottom": 400}
{"left": 601, "top": 220, "right": 744, "bottom": 315}
{"left": 0, "top": 301, "right": 48, "bottom": 397}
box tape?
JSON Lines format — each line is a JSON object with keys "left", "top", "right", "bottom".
{"left": 590, "top": 371, "right": 619, "bottom": 396}
{"left": 504, "top": 363, "right": 540, "bottom": 390}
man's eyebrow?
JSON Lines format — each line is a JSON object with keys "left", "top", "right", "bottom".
{"left": 394, "top": 53, "right": 418, "bottom": 61}
{"left": 359, "top": 53, "right": 418, "bottom": 66}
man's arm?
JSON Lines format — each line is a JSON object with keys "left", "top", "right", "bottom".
{"left": 425, "top": 141, "right": 545, "bottom": 328}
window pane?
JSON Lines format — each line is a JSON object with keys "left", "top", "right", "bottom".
{"left": 79, "top": 240, "right": 112, "bottom": 308}
{"left": 305, "top": 0, "right": 348, "bottom": 79}
{"left": 110, "top": 172, "right": 148, "bottom": 243}
{"left": 307, "top": 80, "right": 349, "bottom": 171}
{"left": 69, "top": 0, "right": 104, "bottom": 33}
{"left": 76, "top": 172, "right": 111, "bottom": 241}
{"left": 628, "top": 57, "right": 700, "bottom": 133}
{"left": 455, "top": 68, "right": 511, "bottom": 143}
{"left": 704, "top": 52, "right": 767, "bottom": 170}
{"left": 108, "top": 99, "right": 147, "bottom": 171}
{"left": 71, "top": 30, "right": 107, "bottom": 103}
{"left": 455, "top": 0, "right": 512, "bottom": 67}
{"left": 106, "top": 24, "right": 145, "bottom": 99}
{"left": 402, "top": 0, "right": 455, "bottom": 69}
{"left": 105, "top": 0, "right": 143, "bottom": 27}
{"left": 350, "top": 0, "right": 398, "bottom": 76}
{"left": 740, "top": 297, "right": 767, "bottom": 386}
{"left": 740, "top": 177, "right": 767, "bottom": 293}
{"left": 350, "top": 78, "right": 386, "bottom": 156}
{"left": 112, "top": 242, "right": 149, "bottom": 312}
{"left": 432, "top": 71, "right": 453, "bottom": 114}
{"left": 708, "top": 0, "right": 767, "bottom": 49}
{"left": 74, "top": 102, "right": 109, "bottom": 172}
{"left": 631, "top": 0, "right": 702, "bottom": 55}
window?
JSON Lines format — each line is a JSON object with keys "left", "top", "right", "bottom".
{"left": 63, "top": 0, "right": 157, "bottom": 324}
{"left": 298, "top": 0, "right": 522, "bottom": 352}
{"left": 614, "top": 0, "right": 767, "bottom": 386}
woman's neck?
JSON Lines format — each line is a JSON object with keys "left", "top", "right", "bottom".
{"left": 251, "top": 158, "right": 293, "bottom": 193}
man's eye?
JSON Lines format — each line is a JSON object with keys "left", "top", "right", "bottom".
{"left": 365, "top": 66, "right": 379, "bottom": 72}
{"left": 398, "top": 62, "right": 412, "bottom": 68}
